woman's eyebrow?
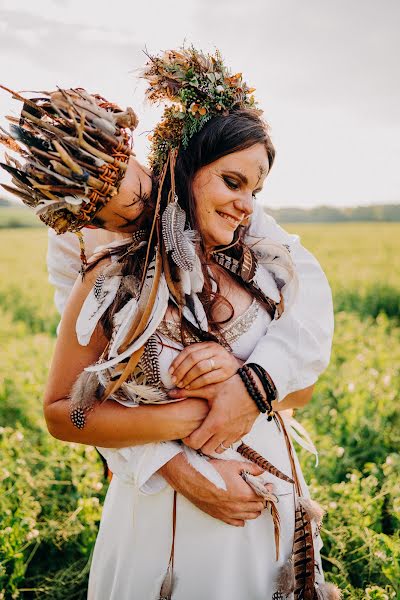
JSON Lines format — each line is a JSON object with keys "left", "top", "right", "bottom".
{"left": 223, "top": 170, "right": 248, "bottom": 185}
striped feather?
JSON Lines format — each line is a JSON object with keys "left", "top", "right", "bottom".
{"left": 236, "top": 443, "right": 295, "bottom": 484}
{"left": 293, "top": 501, "right": 316, "bottom": 600}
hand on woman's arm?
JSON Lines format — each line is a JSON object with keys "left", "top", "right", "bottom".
{"left": 43, "top": 261, "right": 208, "bottom": 447}
{"left": 159, "top": 453, "right": 267, "bottom": 527}
{"left": 167, "top": 343, "right": 315, "bottom": 454}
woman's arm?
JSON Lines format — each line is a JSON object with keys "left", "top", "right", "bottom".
{"left": 43, "top": 261, "right": 208, "bottom": 447}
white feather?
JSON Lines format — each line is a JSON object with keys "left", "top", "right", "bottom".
{"left": 108, "top": 297, "right": 138, "bottom": 358}
{"left": 182, "top": 446, "right": 227, "bottom": 491}
{"left": 253, "top": 263, "right": 281, "bottom": 303}
{"left": 122, "top": 382, "right": 168, "bottom": 403}
{"left": 76, "top": 275, "right": 122, "bottom": 346}
{"left": 85, "top": 273, "right": 169, "bottom": 372}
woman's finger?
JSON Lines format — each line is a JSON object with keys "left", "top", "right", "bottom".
{"left": 183, "top": 367, "right": 228, "bottom": 390}
{"left": 178, "top": 358, "right": 221, "bottom": 388}
{"left": 169, "top": 342, "right": 212, "bottom": 375}
{"left": 171, "top": 349, "right": 216, "bottom": 386}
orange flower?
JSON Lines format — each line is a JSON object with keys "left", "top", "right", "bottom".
{"left": 198, "top": 106, "right": 207, "bottom": 116}
{"left": 190, "top": 103, "right": 200, "bottom": 114}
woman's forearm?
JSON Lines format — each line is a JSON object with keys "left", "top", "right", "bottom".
{"left": 44, "top": 397, "right": 209, "bottom": 447}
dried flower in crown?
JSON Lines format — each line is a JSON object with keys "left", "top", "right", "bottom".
{"left": 141, "top": 46, "right": 262, "bottom": 174}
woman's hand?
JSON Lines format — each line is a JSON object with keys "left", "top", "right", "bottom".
{"left": 159, "top": 453, "right": 268, "bottom": 527}
{"left": 169, "top": 342, "right": 242, "bottom": 391}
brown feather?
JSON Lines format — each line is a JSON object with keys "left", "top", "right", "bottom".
{"left": 236, "top": 443, "right": 295, "bottom": 484}
{"left": 69, "top": 370, "right": 100, "bottom": 412}
{"left": 293, "top": 502, "right": 316, "bottom": 600}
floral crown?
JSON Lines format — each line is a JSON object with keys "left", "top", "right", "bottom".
{"left": 141, "top": 46, "right": 262, "bottom": 174}
{"left": 0, "top": 86, "right": 138, "bottom": 234}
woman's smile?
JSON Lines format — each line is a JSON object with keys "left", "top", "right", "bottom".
{"left": 216, "top": 210, "right": 245, "bottom": 227}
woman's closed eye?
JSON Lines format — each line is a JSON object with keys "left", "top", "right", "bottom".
{"left": 222, "top": 175, "right": 261, "bottom": 199}
{"left": 223, "top": 176, "right": 239, "bottom": 190}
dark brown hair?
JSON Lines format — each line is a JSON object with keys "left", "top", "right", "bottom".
{"left": 98, "top": 108, "right": 276, "bottom": 342}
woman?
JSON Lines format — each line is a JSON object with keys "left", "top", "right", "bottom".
{"left": 0, "top": 49, "right": 337, "bottom": 598}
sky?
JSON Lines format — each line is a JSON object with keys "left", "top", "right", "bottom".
{"left": 0, "top": 0, "right": 399, "bottom": 208}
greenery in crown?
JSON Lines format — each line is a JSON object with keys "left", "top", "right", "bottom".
{"left": 141, "top": 46, "right": 262, "bottom": 174}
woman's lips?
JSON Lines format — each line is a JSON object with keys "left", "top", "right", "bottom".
{"left": 216, "top": 211, "right": 242, "bottom": 227}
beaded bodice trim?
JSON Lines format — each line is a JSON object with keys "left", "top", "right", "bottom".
{"left": 156, "top": 298, "right": 259, "bottom": 347}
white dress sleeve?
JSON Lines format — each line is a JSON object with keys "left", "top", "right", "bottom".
{"left": 97, "top": 441, "right": 183, "bottom": 495}
{"left": 244, "top": 203, "right": 334, "bottom": 400}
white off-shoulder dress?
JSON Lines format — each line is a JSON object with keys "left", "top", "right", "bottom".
{"left": 87, "top": 299, "right": 324, "bottom": 600}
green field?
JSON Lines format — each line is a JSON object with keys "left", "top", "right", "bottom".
{"left": 0, "top": 225, "right": 399, "bottom": 599}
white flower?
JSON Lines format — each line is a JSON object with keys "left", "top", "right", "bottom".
{"left": 4, "top": 526, "right": 12, "bottom": 534}
{"left": 329, "top": 501, "right": 337, "bottom": 509}
{"left": 26, "top": 529, "right": 40, "bottom": 541}
{"left": 383, "top": 374, "right": 391, "bottom": 387}
{"left": 93, "top": 482, "right": 103, "bottom": 491}
{"left": 385, "top": 456, "right": 393, "bottom": 465}
{"left": 336, "top": 447, "right": 345, "bottom": 458}
{"left": 14, "top": 431, "right": 24, "bottom": 442}
{"left": 1, "top": 469, "right": 10, "bottom": 481}
{"left": 347, "top": 382, "right": 355, "bottom": 392}
{"left": 215, "top": 85, "right": 225, "bottom": 94}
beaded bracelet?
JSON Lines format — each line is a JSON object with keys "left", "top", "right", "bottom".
{"left": 246, "top": 363, "right": 277, "bottom": 421}
{"left": 237, "top": 365, "right": 268, "bottom": 414}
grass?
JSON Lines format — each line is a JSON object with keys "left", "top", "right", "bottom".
{"left": 0, "top": 223, "right": 399, "bottom": 599}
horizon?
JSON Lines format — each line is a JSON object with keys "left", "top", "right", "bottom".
{"left": 0, "top": 0, "right": 399, "bottom": 209}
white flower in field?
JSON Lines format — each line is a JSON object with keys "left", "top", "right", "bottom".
{"left": 336, "top": 446, "right": 345, "bottom": 458}
{"left": 329, "top": 501, "right": 337, "bottom": 509}
{"left": 4, "top": 526, "right": 12, "bottom": 534}
{"left": 1, "top": 469, "right": 10, "bottom": 481}
{"left": 14, "top": 431, "right": 24, "bottom": 442}
{"left": 369, "top": 368, "right": 379, "bottom": 378}
{"left": 382, "top": 374, "right": 391, "bottom": 387}
{"left": 385, "top": 456, "right": 393, "bottom": 465}
{"left": 347, "top": 382, "right": 355, "bottom": 392}
{"left": 356, "top": 353, "right": 365, "bottom": 362}
{"left": 26, "top": 528, "right": 40, "bottom": 541}
{"left": 91, "top": 497, "right": 100, "bottom": 506}
{"left": 93, "top": 481, "right": 103, "bottom": 491}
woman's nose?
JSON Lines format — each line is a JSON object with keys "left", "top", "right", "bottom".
{"left": 234, "top": 192, "right": 254, "bottom": 217}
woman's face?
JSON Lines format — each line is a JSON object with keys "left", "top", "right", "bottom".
{"left": 90, "top": 157, "right": 153, "bottom": 232}
{"left": 192, "top": 143, "right": 270, "bottom": 250}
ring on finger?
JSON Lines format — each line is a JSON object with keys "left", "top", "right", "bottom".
{"left": 219, "top": 442, "right": 231, "bottom": 451}
{"left": 208, "top": 358, "right": 216, "bottom": 372}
